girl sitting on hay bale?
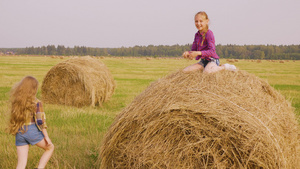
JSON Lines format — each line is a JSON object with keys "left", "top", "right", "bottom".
{"left": 183, "top": 11, "right": 236, "bottom": 73}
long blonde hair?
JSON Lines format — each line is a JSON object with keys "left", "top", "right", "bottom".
{"left": 195, "top": 11, "right": 209, "bottom": 46}
{"left": 8, "top": 76, "right": 38, "bottom": 135}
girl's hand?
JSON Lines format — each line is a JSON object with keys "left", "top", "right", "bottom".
{"left": 188, "top": 51, "right": 202, "bottom": 60}
{"left": 45, "top": 137, "right": 53, "bottom": 147}
{"left": 182, "top": 51, "right": 190, "bottom": 59}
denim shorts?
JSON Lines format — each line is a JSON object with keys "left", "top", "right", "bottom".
{"left": 15, "top": 124, "right": 44, "bottom": 146}
{"left": 198, "top": 58, "right": 220, "bottom": 68}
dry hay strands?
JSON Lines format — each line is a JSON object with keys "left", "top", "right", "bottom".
{"left": 41, "top": 56, "right": 115, "bottom": 107}
{"left": 98, "top": 70, "right": 300, "bottom": 169}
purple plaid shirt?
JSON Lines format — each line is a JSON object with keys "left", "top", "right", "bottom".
{"left": 23, "top": 99, "right": 47, "bottom": 131}
{"left": 191, "top": 29, "right": 219, "bottom": 61}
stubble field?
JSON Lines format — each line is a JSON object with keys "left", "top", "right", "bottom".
{"left": 0, "top": 56, "right": 299, "bottom": 168}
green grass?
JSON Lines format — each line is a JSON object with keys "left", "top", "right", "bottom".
{"left": 0, "top": 56, "right": 299, "bottom": 168}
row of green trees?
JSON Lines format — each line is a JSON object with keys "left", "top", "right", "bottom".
{"left": 1, "top": 44, "right": 299, "bottom": 60}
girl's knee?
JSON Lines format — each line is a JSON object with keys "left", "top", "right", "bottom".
{"left": 183, "top": 64, "right": 203, "bottom": 72}
{"left": 204, "top": 65, "right": 222, "bottom": 73}
{"left": 203, "top": 68, "right": 213, "bottom": 73}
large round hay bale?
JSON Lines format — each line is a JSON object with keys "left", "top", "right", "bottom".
{"left": 98, "top": 70, "right": 300, "bottom": 168}
{"left": 41, "top": 56, "right": 115, "bottom": 107}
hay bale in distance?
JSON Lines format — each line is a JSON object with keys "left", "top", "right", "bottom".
{"left": 42, "top": 56, "right": 115, "bottom": 107}
{"left": 226, "top": 59, "right": 235, "bottom": 63}
{"left": 98, "top": 70, "right": 300, "bottom": 168}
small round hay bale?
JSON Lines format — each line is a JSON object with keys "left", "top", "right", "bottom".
{"left": 226, "top": 59, "right": 234, "bottom": 63}
{"left": 41, "top": 56, "right": 115, "bottom": 107}
{"left": 98, "top": 70, "right": 299, "bottom": 169}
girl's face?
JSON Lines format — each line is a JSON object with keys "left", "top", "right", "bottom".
{"left": 194, "top": 14, "right": 209, "bottom": 32}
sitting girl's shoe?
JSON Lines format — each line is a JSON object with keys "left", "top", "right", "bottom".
{"left": 223, "top": 63, "right": 237, "bottom": 71}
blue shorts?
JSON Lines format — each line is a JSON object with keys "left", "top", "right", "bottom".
{"left": 15, "top": 124, "right": 44, "bottom": 146}
{"left": 198, "top": 58, "right": 220, "bottom": 68}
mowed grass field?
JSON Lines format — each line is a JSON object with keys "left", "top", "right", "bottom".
{"left": 0, "top": 56, "right": 299, "bottom": 168}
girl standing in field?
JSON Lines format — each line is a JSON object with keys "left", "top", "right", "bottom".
{"left": 8, "top": 76, "right": 54, "bottom": 169}
{"left": 183, "top": 11, "right": 236, "bottom": 72}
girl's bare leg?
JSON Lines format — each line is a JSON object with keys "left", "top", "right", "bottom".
{"left": 183, "top": 63, "right": 204, "bottom": 72}
{"left": 35, "top": 139, "right": 54, "bottom": 168}
{"left": 203, "top": 62, "right": 224, "bottom": 73}
{"left": 16, "top": 145, "right": 29, "bottom": 169}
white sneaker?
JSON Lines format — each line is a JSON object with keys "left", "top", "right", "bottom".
{"left": 223, "top": 63, "right": 237, "bottom": 71}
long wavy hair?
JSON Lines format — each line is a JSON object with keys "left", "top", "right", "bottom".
{"left": 8, "top": 76, "right": 38, "bottom": 135}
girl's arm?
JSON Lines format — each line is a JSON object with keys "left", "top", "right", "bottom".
{"left": 36, "top": 101, "right": 53, "bottom": 147}
{"left": 183, "top": 51, "right": 202, "bottom": 60}
{"left": 183, "top": 33, "right": 198, "bottom": 59}
{"left": 188, "top": 51, "right": 202, "bottom": 59}
{"left": 191, "top": 33, "right": 198, "bottom": 51}
{"left": 42, "top": 128, "right": 53, "bottom": 147}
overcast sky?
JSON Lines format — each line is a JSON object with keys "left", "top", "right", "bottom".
{"left": 0, "top": 0, "right": 299, "bottom": 48}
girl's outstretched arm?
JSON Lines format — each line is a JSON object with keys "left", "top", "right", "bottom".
{"left": 36, "top": 129, "right": 54, "bottom": 168}
{"left": 41, "top": 129, "right": 53, "bottom": 148}
{"left": 189, "top": 51, "right": 202, "bottom": 60}
{"left": 183, "top": 51, "right": 202, "bottom": 60}
{"left": 182, "top": 51, "right": 190, "bottom": 59}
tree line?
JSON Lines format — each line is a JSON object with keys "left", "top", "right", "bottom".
{"left": 1, "top": 44, "right": 299, "bottom": 60}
